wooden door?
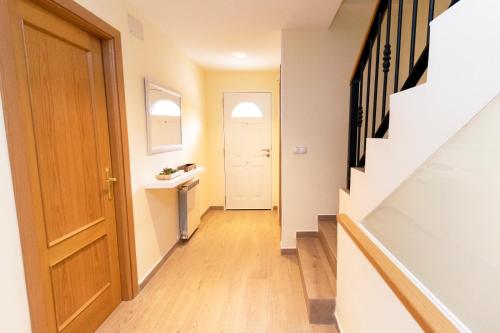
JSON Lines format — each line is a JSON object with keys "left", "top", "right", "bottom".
{"left": 7, "top": 0, "right": 121, "bottom": 331}
{"left": 223, "top": 92, "right": 272, "bottom": 209}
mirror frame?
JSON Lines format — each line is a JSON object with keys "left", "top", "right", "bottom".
{"left": 144, "top": 78, "right": 183, "bottom": 154}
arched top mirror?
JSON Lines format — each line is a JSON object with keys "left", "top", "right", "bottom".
{"left": 145, "top": 79, "right": 183, "bottom": 154}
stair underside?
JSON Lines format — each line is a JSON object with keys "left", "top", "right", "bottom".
{"left": 296, "top": 236, "right": 337, "bottom": 324}
{"left": 318, "top": 219, "right": 338, "bottom": 276}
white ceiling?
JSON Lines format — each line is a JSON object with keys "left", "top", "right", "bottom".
{"left": 128, "top": 0, "right": 343, "bottom": 70}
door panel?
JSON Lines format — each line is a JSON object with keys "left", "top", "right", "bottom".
{"left": 24, "top": 23, "right": 104, "bottom": 244}
{"left": 224, "top": 92, "right": 272, "bottom": 209}
{"left": 50, "top": 236, "right": 110, "bottom": 329}
{"left": 8, "top": 0, "right": 122, "bottom": 331}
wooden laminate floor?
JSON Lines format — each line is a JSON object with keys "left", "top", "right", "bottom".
{"left": 97, "top": 210, "right": 338, "bottom": 333}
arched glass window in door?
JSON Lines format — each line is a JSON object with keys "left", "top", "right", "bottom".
{"left": 151, "top": 99, "right": 181, "bottom": 116}
{"left": 231, "top": 102, "right": 263, "bottom": 118}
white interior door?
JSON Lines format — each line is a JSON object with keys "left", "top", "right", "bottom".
{"left": 224, "top": 92, "right": 272, "bottom": 210}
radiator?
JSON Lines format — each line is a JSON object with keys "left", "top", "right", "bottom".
{"left": 178, "top": 179, "right": 201, "bottom": 240}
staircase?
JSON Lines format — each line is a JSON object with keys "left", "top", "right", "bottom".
{"left": 341, "top": 0, "right": 500, "bottom": 222}
{"left": 295, "top": 217, "right": 337, "bottom": 325}
{"left": 335, "top": 0, "right": 500, "bottom": 331}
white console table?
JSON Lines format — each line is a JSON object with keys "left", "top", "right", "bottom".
{"left": 143, "top": 166, "right": 205, "bottom": 189}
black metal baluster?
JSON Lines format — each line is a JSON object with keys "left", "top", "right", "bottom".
{"left": 381, "top": 0, "right": 392, "bottom": 120}
{"left": 346, "top": 0, "right": 463, "bottom": 188}
{"left": 347, "top": 79, "right": 360, "bottom": 188}
{"left": 409, "top": 0, "right": 419, "bottom": 72}
{"left": 394, "top": 0, "right": 403, "bottom": 92}
{"left": 356, "top": 69, "right": 364, "bottom": 164}
{"left": 363, "top": 39, "right": 372, "bottom": 159}
{"left": 402, "top": 47, "right": 428, "bottom": 90}
{"left": 372, "top": 13, "right": 382, "bottom": 136}
{"left": 427, "top": 0, "right": 435, "bottom": 44}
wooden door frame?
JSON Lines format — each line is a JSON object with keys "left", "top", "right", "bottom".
{"left": 0, "top": 0, "right": 138, "bottom": 330}
{"left": 278, "top": 68, "right": 282, "bottom": 229}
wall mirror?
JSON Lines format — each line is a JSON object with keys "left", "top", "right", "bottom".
{"left": 145, "top": 79, "right": 183, "bottom": 154}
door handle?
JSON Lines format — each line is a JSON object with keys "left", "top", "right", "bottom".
{"left": 105, "top": 168, "right": 117, "bottom": 201}
{"left": 261, "top": 148, "right": 271, "bottom": 152}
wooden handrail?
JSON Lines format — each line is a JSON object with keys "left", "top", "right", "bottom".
{"left": 338, "top": 214, "right": 459, "bottom": 332}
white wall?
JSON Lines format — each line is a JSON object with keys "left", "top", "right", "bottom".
{"left": 118, "top": 3, "right": 209, "bottom": 283}
{"left": 362, "top": 93, "right": 500, "bottom": 332}
{"left": 280, "top": 2, "right": 374, "bottom": 249}
{"left": 0, "top": 98, "right": 31, "bottom": 332}
{"left": 336, "top": 226, "right": 422, "bottom": 333}
{"left": 0, "top": 0, "right": 210, "bottom": 329}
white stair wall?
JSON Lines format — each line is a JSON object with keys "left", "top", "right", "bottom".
{"left": 339, "top": 0, "right": 500, "bottom": 223}
{"left": 336, "top": 226, "right": 422, "bottom": 333}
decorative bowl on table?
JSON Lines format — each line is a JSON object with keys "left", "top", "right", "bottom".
{"left": 177, "top": 163, "right": 197, "bottom": 172}
{"left": 156, "top": 168, "right": 184, "bottom": 180}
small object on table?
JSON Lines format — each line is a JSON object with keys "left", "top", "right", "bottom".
{"left": 156, "top": 167, "right": 184, "bottom": 180}
{"left": 177, "top": 163, "right": 197, "bottom": 172}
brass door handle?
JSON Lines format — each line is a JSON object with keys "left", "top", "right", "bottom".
{"left": 105, "top": 168, "right": 117, "bottom": 201}
{"left": 261, "top": 148, "right": 271, "bottom": 152}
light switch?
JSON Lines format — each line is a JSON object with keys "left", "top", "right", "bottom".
{"left": 293, "top": 146, "right": 308, "bottom": 154}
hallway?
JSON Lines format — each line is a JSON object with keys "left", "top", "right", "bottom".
{"left": 97, "top": 210, "right": 337, "bottom": 332}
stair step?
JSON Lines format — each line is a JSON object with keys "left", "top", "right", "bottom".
{"left": 318, "top": 218, "right": 337, "bottom": 276}
{"left": 296, "top": 236, "right": 337, "bottom": 324}
{"left": 353, "top": 166, "right": 365, "bottom": 173}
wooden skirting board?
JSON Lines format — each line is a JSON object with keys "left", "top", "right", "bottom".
{"left": 139, "top": 241, "right": 180, "bottom": 290}
{"left": 338, "top": 214, "right": 458, "bottom": 332}
{"left": 318, "top": 215, "right": 336, "bottom": 222}
{"left": 201, "top": 206, "right": 224, "bottom": 218}
{"left": 142, "top": 206, "right": 223, "bottom": 290}
{"left": 296, "top": 231, "right": 319, "bottom": 238}
{"left": 281, "top": 215, "right": 337, "bottom": 255}
{"left": 280, "top": 248, "right": 298, "bottom": 255}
